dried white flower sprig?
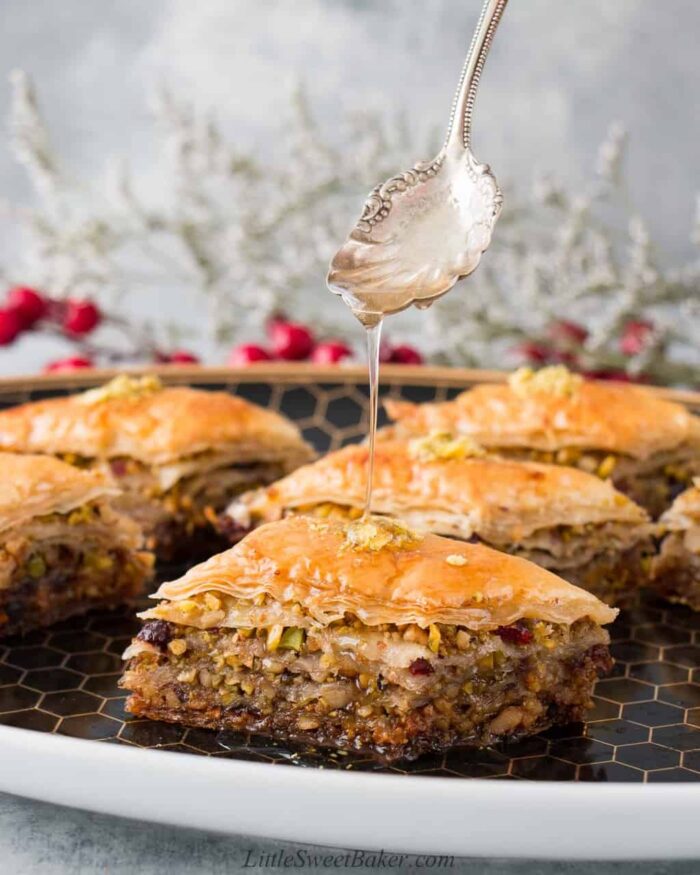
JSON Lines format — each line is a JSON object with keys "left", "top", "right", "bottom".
{"left": 1, "top": 71, "right": 698, "bottom": 384}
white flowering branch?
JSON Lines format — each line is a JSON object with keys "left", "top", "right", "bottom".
{"left": 2, "top": 71, "right": 699, "bottom": 384}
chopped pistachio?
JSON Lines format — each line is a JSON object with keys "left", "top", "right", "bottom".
{"left": 83, "top": 552, "right": 114, "bottom": 571}
{"left": 409, "top": 431, "right": 485, "bottom": 463}
{"left": 26, "top": 554, "right": 46, "bottom": 579}
{"left": 508, "top": 365, "right": 582, "bottom": 398}
{"left": 428, "top": 624, "right": 441, "bottom": 653}
{"left": 266, "top": 624, "right": 284, "bottom": 652}
{"left": 204, "top": 593, "right": 221, "bottom": 611}
{"left": 456, "top": 630, "right": 471, "bottom": 651}
{"left": 597, "top": 455, "right": 617, "bottom": 479}
{"left": 279, "top": 627, "right": 304, "bottom": 651}
{"left": 78, "top": 374, "right": 162, "bottom": 406}
{"left": 344, "top": 515, "right": 422, "bottom": 552}
{"left": 67, "top": 506, "right": 92, "bottom": 526}
{"left": 477, "top": 653, "right": 495, "bottom": 672}
{"left": 168, "top": 639, "right": 187, "bottom": 656}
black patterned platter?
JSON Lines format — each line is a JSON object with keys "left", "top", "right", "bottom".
{"left": 1, "top": 365, "right": 700, "bottom": 783}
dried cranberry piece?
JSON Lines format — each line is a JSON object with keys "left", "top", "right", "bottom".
{"left": 137, "top": 620, "right": 172, "bottom": 651}
{"left": 217, "top": 513, "right": 251, "bottom": 543}
{"left": 495, "top": 622, "right": 533, "bottom": 646}
{"left": 110, "top": 459, "right": 128, "bottom": 477}
{"left": 408, "top": 657, "right": 434, "bottom": 676}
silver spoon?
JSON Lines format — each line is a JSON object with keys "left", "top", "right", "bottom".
{"left": 327, "top": 0, "right": 509, "bottom": 327}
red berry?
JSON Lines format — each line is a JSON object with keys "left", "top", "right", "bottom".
{"left": 496, "top": 623, "right": 533, "bottom": 646}
{"left": 619, "top": 319, "right": 654, "bottom": 356}
{"left": 311, "top": 340, "right": 352, "bottom": 364}
{"left": 6, "top": 286, "right": 47, "bottom": 328}
{"left": 548, "top": 319, "right": 589, "bottom": 346}
{"left": 388, "top": 344, "right": 424, "bottom": 365}
{"left": 510, "top": 341, "right": 552, "bottom": 364}
{"left": 585, "top": 369, "right": 648, "bottom": 384}
{"left": 164, "top": 350, "right": 200, "bottom": 364}
{"left": 63, "top": 299, "right": 101, "bottom": 336}
{"left": 266, "top": 311, "right": 288, "bottom": 332}
{"left": 270, "top": 321, "right": 314, "bottom": 361}
{"left": 550, "top": 349, "right": 579, "bottom": 367}
{"left": 44, "top": 356, "right": 94, "bottom": 373}
{"left": 408, "top": 658, "right": 434, "bottom": 676}
{"left": 0, "top": 308, "right": 23, "bottom": 346}
{"left": 228, "top": 344, "right": 273, "bottom": 366}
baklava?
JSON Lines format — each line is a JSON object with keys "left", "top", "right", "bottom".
{"left": 0, "top": 375, "right": 314, "bottom": 562}
{"left": 384, "top": 366, "right": 700, "bottom": 518}
{"left": 0, "top": 452, "right": 152, "bottom": 636}
{"left": 652, "top": 480, "right": 700, "bottom": 609}
{"left": 121, "top": 515, "right": 615, "bottom": 761}
{"left": 221, "top": 436, "right": 655, "bottom": 605}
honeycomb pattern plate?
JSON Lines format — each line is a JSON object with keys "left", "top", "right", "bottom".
{"left": 1, "top": 366, "right": 700, "bottom": 786}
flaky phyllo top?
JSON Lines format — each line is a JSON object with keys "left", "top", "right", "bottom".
{"left": 143, "top": 515, "right": 617, "bottom": 632}
{"left": 661, "top": 478, "right": 700, "bottom": 527}
{"left": 0, "top": 374, "right": 314, "bottom": 467}
{"left": 228, "top": 439, "right": 650, "bottom": 542}
{"left": 0, "top": 452, "right": 119, "bottom": 534}
{"left": 385, "top": 367, "right": 700, "bottom": 460}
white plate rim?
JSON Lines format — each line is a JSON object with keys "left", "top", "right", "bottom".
{"left": 0, "top": 724, "right": 698, "bottom": 860}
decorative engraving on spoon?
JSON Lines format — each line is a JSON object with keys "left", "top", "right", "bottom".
{"left": 328, "top": 0, "right": 509, "bottom": 324}
{"left": 356, "top": 157, "right": 444, "bottom": 235}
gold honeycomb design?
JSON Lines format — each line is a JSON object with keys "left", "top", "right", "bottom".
{"left": 0, "top": 369, "right": 699, "bottom": 782}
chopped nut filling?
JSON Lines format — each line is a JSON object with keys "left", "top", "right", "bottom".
{"left": 122, "top": 612, "right": 611, "bottom": 761}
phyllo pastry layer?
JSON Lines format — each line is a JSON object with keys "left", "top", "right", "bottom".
{"left": 652, "top": 479, "right": 700, "bottom": 610}
{"left": 0, "top": 453, "right": 153, "bottom": 636}
{"left": 383, "top": 366, "right": 700, "bottom": 518}
{"left": 0, "top": 375, "right": 314, "bottom": 561}
{"left": 121, "top": 515, "right": 616, "bottom": 761}
{"left": 222, "top": 437, "right": 655, "bottom": 605}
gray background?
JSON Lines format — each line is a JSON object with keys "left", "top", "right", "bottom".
{"left": 0, "top": 0, "right": 698, "bottom": 372}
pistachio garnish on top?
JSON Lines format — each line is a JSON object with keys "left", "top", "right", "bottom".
{"left": 344, "top": 515, "right": 422, "bottom": 552}
{"left": 508, "top": 365, "right": 583, "bottom": 399}
{"left": 409, "top": 431, "right": 485, "bottom": 463}
{"left": 78, "top": 373, "right": 163, "bottom": 405}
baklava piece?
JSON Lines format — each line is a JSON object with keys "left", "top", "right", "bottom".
{"left": 0, "top": 375, "right": 314, "bottom": 562}
{"left": 222, "top": 437, "right": 655, "bottom": 605}
{"left": 652, "top": 480, "right": 700, "bottom": 610}
{"left": 122, "top": 515, "right": 616, "bottom": 761}
{"left": 383, "top": 366, "right": 700, "bottom": 518}
{"left": 0, "top": 453, "right": 152, "bottom": 637}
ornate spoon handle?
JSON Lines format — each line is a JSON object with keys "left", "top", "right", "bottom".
{"left": 445, "top": 0, "right": 509, "bottom": 152}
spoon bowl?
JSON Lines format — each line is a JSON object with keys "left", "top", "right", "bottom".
{"left": 328, "top": 0, "right": 509, "bottom": 326}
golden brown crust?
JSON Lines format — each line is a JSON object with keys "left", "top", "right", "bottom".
{"left": 660, "top": 478, "right": 700, "bottom": 531}
{"left": 231, "top": 441, "right": 648, "bottom": 541}
{"left": 385, "top": 380, "right": 700, "bottom": 459}
{"left": 151, "top": 515, "right": 617, "bottom": 630}
{"left": 0, "top": 452, "right": 116, "bottom": 533}
{"left": 0, "top": 384, "right": 314, "bottom": 466}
